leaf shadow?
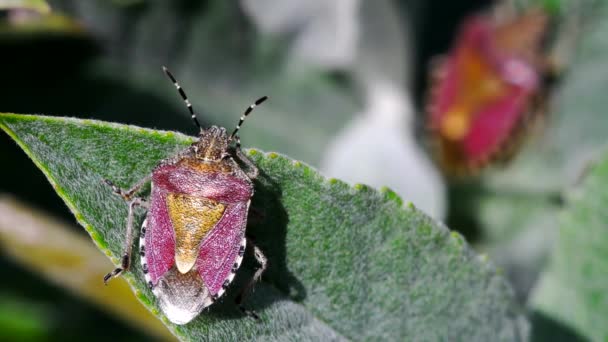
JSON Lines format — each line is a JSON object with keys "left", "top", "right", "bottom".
{"left": 530, "top": 311, "right": 588, "bottom": 342}
{"left": 207, "top": 165, "right": 306, "bottom": 319}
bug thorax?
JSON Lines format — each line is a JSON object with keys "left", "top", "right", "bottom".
{"left": 192, "top": 126, "right": 231, "bottom": 161}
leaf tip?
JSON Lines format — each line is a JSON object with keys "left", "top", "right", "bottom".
{"left": 74, "top": 212, "right": 85, "bottom": 222}
{"left": 89, "top": 230, "right": 101, "bottom": 241}
{"left": 379, "top": 186, "right": 391, "bottom": 193}
{"left": 137, "top": 294, "right": 154, "bottom": 307}
{"left": 450, "top": 231, "right": 466, "bottom": 249}
{"left": 89, "top": 230, "right": 109, "bottom": 250}
{"left": 380, "top": 186, "right": 404, "bottom": 206}
{"left": 160, "top": 315, "right": 172, "bottom": 326}
{"left": 354, "top": 183, "right": 371, "bottom": 191}
{"left": 406, "top": 201, "right": 416, "bottom": 210}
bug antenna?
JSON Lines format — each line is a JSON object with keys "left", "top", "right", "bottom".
{"left": 230, "top": 96, "right": 268, "bottom": 141}
{"left": 162, "top": 66, "right": 202, "bottom": 130}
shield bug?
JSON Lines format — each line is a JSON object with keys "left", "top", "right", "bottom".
{"left": 426, "top": 8, "right": 555, "bottom": 175}
{"left": 102, "top": 66, "right": 268, "bottom": 325}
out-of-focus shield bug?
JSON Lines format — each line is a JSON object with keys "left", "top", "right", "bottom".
{"left": 103, "top": 66, "right": 268, "bottom": 325}
{"left": 426, "top": 7, "right": 556, "bottom": 175}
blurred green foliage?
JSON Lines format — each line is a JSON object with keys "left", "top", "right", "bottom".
{"left": 531, "top": 153, "right": 608, "bottom": 342}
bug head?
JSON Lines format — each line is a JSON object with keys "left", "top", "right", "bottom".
{"left": 192, "top": 126, "right": 230, "bottom": 161}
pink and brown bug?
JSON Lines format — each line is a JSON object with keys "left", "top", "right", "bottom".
{"left": 102, "top": 66, "right": 268, "bottom": 324}
{"left": 426, "top": 7, "right": 557, "bottom": 175}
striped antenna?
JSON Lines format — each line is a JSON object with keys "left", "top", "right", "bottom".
{"left": 162, "top": 66, "right": 202, "bottom": 130}
{"left": 230, "top": 96, "right": 268, "bottom": 145}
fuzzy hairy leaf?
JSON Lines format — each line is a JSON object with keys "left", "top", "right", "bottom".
{"left": 0, "top": 113, "right": 527, "bottom": 341}
{"left": 530, "top": 152, "right": 608, "bottom": 342}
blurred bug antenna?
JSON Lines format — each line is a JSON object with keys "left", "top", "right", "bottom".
{"left": 162, "top": 66, "right": 202, "bottom": 130}
{"left": 230, "top": 96, "right": 268, "bottom": 145}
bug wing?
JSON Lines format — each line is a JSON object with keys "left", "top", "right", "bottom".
{"left": 196, "top": 201, "right": 249, "bottom": 299}
{"left": 145, "top": 186, "right": 176, "bottom": 287}
{"left": 152, "top": 201, "right": 248, "bottom": 324}
{"left": 146, "top": 164, "right": 253, "bottom": 287}
{"left": 427, "top": 18, "right": 489, "bottom": 172}
{"left": 462, "top": 80, "right": 532, "bottom": 163}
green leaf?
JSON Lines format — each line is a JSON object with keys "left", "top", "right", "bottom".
{"left": 0, "top": 113, "right": 527, "bottom": 341}
{"left": 530, "top": 152, "right": 608, "bottom": 341}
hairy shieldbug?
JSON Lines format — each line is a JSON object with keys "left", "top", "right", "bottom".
{"left": 103, "top": 66, "right": 268, "bottom": 325}
{"left": 426, "top": 8, "right": 555, "bottom": 175}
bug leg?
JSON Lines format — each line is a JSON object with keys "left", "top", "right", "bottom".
{"left": 233, "top": 137, "right": 259, "bottom": 180}
{"left": 104, "top": 197, "right": 148, "bottom": 285}
{"left": 103, "top": 174, "right": 152, "bottom": 202}
{"left": 236, "top": 238, "right": 267, "bottom": 319}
